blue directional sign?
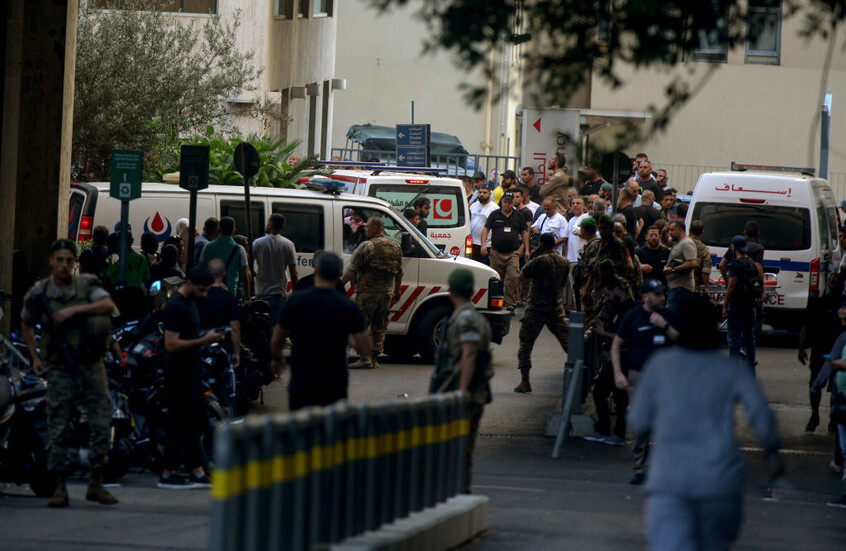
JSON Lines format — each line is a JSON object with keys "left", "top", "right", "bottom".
{"left": 396, "top": 124, "right": 430, "bottom": 147}
{"left": 397, "top": 146, "right": 429, "bottom": 167}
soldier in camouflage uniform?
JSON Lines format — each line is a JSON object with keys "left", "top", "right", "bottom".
{"left": 580, "top": 215, "right": 632, "bottom": 320}
{"left": 430, "top": 268, "right": 492, "bottom": 493}
{"left": 342, "top": 216, "right": 404, "bottom": 369}
{"left": 514, "top": 233, "right": 570, "bottom": 393}
{"left": 20, "top": 239, "right": 118, "bottom": 508}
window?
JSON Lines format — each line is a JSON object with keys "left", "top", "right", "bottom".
{"left": 271, "top": 203, "right": 324, "bottom": 253}
{"left": 299, "top": 0, "right": 308, "bottom": 18}
{"left": 274, "top": 0, "right": 293, "bottom": 18}
{"left": 313, "top": 0, "right": 332, "bottom": 17}
{"left": 746, "top": 0, "right": 781, "bottom": 65}
{"left": 692, "top": 202, "right": 811, "bottom": 251}
{"left": 342, "top": 207, "right": 435, "bottom": 258}
{"left": 220, "top": 201, "right": 266, "bottom": 247}
{"left": 690, "top": 3, "right": 729, "bottom": 63}
{"left": 93, "top": 0, "right": 217, "bottom": 14}
{"left": 368, "top": 184, "right": 467, "bottom": 229}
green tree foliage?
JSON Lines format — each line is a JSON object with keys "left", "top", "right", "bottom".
{"left": 73, "top": 0, "right": 260, "bottom": 180}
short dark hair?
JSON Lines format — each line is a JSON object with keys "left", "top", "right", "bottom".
{"left": 203, "top": 217, "right": 220, "bottom": 235}
{"left": 744, "top": 220, "right": 760, "bottom": 238}
{"left": 646, "top": 225, "right": 661, "bottom": 234}
{"left": 521, "top": 166, "right": 534, "bottom": 175}
{"left": 676, "top": 203, "right": 689, "bottom": 218}
{"left": 315, "top": 251, "right": 343, "bottom": 281}
{"left": 412, "top": 197, "right": 431, "bottom": 209}
{"left": 219, "top": 216, "right": 236, "bottom": 236}
{"left": 160, "top": 244, "right": 179, "bottom": 266}
{"left": 669, "top": 219, "right": 686, "bottom": 231}
{"left": 141, "top": 232, "right": 159, "bottom": 255}
{"left": 552, "top": 152, "right": 566, "bottom": 168}
{"left": 635, "top": 153, "right": 648, "bottom": 160}
{"left": 186, "top": 264, "right": 214, "bottom": 286}
{"left": 689, "top": 220, "right": 704, "bottom": 236}
{"left": 403, "top": 208, "right": 418, "bottom": 220}
{"left": 269, "top": 213, "right": 286, "bottom": 233}
{"left": 92, "top": 226, "right": 110, "bottom": 246}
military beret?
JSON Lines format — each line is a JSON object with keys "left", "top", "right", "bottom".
{"left": 448, "top": 268, "right": 475, "bottom": 293}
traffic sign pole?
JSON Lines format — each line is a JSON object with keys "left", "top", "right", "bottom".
{"left": 110, "top": 150, "right": 143, "bottom": 287}
{"left": 187, "top": 191, "right": 198, "bottom": 270}
{"left": 233, "top": 143, "right": 260, "bottom": 297}
{"left": 118, "top": 201, "right": 130, "bottom": 286}
{"left": 179, "top": 145, "right": 210, "bottom": 271}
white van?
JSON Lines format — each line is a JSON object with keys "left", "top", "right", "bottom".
{"left": 69, "top": 182, "right": 509, "bottom": 360}
{"left": 686, "top": 165, "right": 840, "bottom": 331}
{"left": 303, "top": 166, "right": 472, "bottom": 258}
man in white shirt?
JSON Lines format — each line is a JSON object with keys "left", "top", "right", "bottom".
{"left": 469, "top": 184, "right": 498, "bottom": 265}
{"left": 566, "top": 197, "right": 590, "bottom": 264}
{"left": 531, "top": 198, "right": 567, "bottom": 255}
{"left": 252, "top": 213, "right": 299, "bottom": 323}
{"left": 519, "top": 185, "right": 541, "bottom": 216}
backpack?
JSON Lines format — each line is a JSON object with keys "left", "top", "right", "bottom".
{"left": 737, "top": 257, "right": 764, "bottom": 299}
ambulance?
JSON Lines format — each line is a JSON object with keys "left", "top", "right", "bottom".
{"left": 68, "top": 181, "right": 509, "bottom": 361}
{"left": 686, "top": 163, "right": 840, "bottom": 331}
{"left": 303, "top": 163, "right": 472, "bottom": 258}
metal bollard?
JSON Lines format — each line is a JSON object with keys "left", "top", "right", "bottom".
{"left": 289, "top": 409, "right": 313, "bottom": 551}
{"left": 210, "top": 422, "right": 236, "bottom": 551}
{"left": 433, "top": 394, "right": 449, "bottom": 504}
{"left": 408, "top": 396, "right": 426, "bottom": 513}
{"left": 552, "top": 359, "right": 586, "bottom": 459}
{"left": 266, "top": 414, "right": 291, "bottom": 551}
{"left": 392, "top": 397, "right": 411, "bottom": 520}
{"left": 244, "top": 416, "right": 270, "bottom": 551}
{"left": 454, "top": 392, "right": 469, "bottom": 496}
{"left": 566, "top": 311, "right": 585, "bottom": 367}
{"left": 422, "top": 398, "right": 437, "bottom": 508}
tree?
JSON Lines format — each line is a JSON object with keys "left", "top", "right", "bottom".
{"left": 73, "top": 0, "right": 261, "bottom": 179}
{"left": 367, "top": 0, "right": 841, "bottom": 148}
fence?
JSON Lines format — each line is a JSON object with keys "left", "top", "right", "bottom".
{"left": 330, "top": 147, "right": 520, "bottom": 179}
{"left": 209, "top": 391, "right": 470, "bottom": 551}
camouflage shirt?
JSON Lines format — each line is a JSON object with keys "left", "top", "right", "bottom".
{"left": 582, "top": 236, "right": 630, "bottom": 281}
{"left": 521, "top": 252, "right": 570, "bottom": 309}
{"left": 691, "top": 237, "right": 712, "bottom": 288}
{"left": 434, "top": 302, "right": 493, "bottom": 405}
{"left": 348, "top": 235, "right": 403, "bottom": 293}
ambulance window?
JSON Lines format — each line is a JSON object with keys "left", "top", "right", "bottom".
{"left": 367, "top": 184, "right": 466, "bottom": 228}
{"left": 818, "top": 207, "right": 831, "bottom": 251}
{"left": 692, "top": 202, "right": 810, "bottom": 251}
{"left": 342, "top": 207, "right": 431, "bottom": 258}
{"left": 271, "top": 203, "right": 324, "bottom": 253}
{"left": 220, "top": 200, "right": 265, "bottom": 243}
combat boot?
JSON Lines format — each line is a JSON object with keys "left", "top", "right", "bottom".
{"left": 349, "top": 357, "right": 375, "bottom": 369}
{"left": 48, "top": 477, "right": 69, "bottom": 508}
{"left": 514, "top": 370, "right": 532, "bottom": 393}
{"left": 86, "top": 470, "right": 119, "bottom": 505}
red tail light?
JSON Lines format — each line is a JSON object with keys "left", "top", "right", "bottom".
{"left": 78, "top": 216, "right": 93, "bottom": 241}
{"left": 810, "top": 258, "right": 820, "bottom": 292}
{"left": 464, "top": 235, "right": 473, "bottom": 257}
{"left": 405, "top": 179, "right": 428, "bottom": 184}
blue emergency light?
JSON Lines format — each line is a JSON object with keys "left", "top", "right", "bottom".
{"left": 318, "top": 161, "right": 448, "bottom": 175}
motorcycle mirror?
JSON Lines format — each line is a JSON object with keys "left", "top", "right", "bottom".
{"left": 149, "top": 280, "right": 162, "bottom": 297}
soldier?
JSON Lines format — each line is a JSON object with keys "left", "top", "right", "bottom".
{"left": 341, "top": 216, "right": 404, "bottom": 369}
{"left": 689, "top": 220, "right": 712, "bottom": 293}
{"left": 515, "top": 233, "right": 570, "bottom": 393}
{"left": 580, "top": 215, "right": 631, "bottom": 316}
{"left": 430, "top": 268, "right": 493, "bottom": 493}
{"left": 20, "top": 239, "right": 118, "bottom": 508}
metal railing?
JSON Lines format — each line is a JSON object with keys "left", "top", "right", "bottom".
{"left": 331, "top": 147, "right": 520, "bottom": 179}
{"left": 209, "top": 391, "right": 470, "bottom": 551}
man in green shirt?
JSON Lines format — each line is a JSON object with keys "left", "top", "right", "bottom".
{"left": 201, "top": 216, "right": 250, "bottom": 297}
{"left": 104, "top": 231, "right": 150, "bottom": 288}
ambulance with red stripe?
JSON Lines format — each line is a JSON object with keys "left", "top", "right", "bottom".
{"left": 69, "top": 181, "right": 509, "bottom": 361}
{"left": 302, "top": 163, "right": 473, "bottom": 259}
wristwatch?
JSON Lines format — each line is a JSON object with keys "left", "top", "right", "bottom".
{"left": 671, "top": 266, "right": 676, "bottom": 272}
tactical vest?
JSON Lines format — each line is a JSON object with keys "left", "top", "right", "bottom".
{"left": 358, "top": 237, "right": 402, "bottom": 292}
{"left": 40, "top": 277, "right": 110, "bottom": 364}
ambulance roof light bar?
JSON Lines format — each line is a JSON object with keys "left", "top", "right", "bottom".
{"left": 319, "top": 161, "right": 448, "bottom": 175}
{"left": 731, "top": 161, "right": 816, "bottom": 176}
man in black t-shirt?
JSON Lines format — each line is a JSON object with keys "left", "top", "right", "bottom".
{"left": 611, "top": 278, "right": 679, "bottom": 485}
{"left": 480, "top": 191, "right": 530, "bottom": 310}
{"left": 723, "top": 236, "right": 758, "bottom": 373}
{"left": 636, "top": 226, "right": 670, "bottom": 285}
{"left": 271, "top": 252, "right": 371, "bottom": 411}
{"left": 580, "top": 161, "right": 606, "bottom": 196}
{"left": 159, "top": 265, "right": 224, "bottom": 490}
{"left": 78, "top": 225, "right": 111, "bottom": 277}
{"left": 197, "top": 258, "right": 241, "bottom": 366}
{"left": 294, "top": 251, "right": 347, "bottom": 294}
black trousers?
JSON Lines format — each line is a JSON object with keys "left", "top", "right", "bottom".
{"left": 592, "top": 361, "right": 629, "bottom": 438}
{"left": 289, "top": 384, "right": 347, "bottom": 412}
{"left": 163, "top": 364, "right": 205, "bottom": 472}
{"left": 471, "top": 244, "right": 490, "bottom": 266}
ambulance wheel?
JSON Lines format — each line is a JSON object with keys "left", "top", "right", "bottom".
{"left": 415, "top": 305, "right": 451, "bottom": 364}
{"left": 384, "top": 336, "right": 413, "bottom": 362}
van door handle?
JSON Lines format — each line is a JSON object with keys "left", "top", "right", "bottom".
{"left": 779, "top": 257, "right": 791, "bottom": 262}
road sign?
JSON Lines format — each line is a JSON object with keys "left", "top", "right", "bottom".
{"left": 110, "top": 150, "right": 143, "bottom": 201}
{"left": 234, "top": 142, "right": 260, "bottom": 178}
{"left": 397, "top": 146, "right": 429, "bottom": 167}
{"left": 179, "top": 145, "right": 210, "bottom": 191}
{"left": 396, "top": 124, "right": 430, "bottom": 147}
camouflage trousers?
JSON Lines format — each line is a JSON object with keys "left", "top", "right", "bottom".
{"left": 45, "top": 359, "right": 111, "bottom": 475}
{"left": 356, "top": 291, "right": 391, "bottom": 356}
{"left": 517, "top": 306, "right": 569, "bottom": 372}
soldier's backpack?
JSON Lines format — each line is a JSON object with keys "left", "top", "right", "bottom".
{"left": 737, "top": 257, "right": 764, "bottom": 300}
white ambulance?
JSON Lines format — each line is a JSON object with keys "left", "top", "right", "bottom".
{"left": 303, "top": 164, "right": 472, "bottom": 258}
{"left": 68, "top": 181, "right": 509, "bottom": 360}
{"left": 686, "top": 164, "right": 840, "bottom": 331}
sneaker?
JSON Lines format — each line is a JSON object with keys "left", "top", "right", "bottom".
{"left": 826, "top": 494, "right": 846, "bottom": 509}
{"left": 603, "top": 435, "right": 627, "bottom": 447}
{"left": 830, "top": 459, "right": 843, "bottom": 475}
{"left": 582, "top": 432, "right": 609, "bottom": 443}
{"left": 158, "top": 474, "right": 197, "bottom": 490}
{"left": 805, "top": 414, "right": 820, "bottom": 433}
{"left": 190, "top": 473, "right": 212, "bottom": 488}
{"left": 630, "top": 472, "right": 646, "bottom": 485}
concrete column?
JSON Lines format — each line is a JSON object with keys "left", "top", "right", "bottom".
{"left": 1, "top": 0, "right": 78, "bottom": 327}
{"left": 307, "top": 82, "right": 320, "bottom": 157}
{"left": 320, "top": 79, "right": 332, "bottom": 159}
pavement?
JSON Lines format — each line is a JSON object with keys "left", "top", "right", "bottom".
{"left": 1, "top": 313, "right": 845, "bottom": 550}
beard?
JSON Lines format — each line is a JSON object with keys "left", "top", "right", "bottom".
{"left": 478, "top": 195, "right": 490, "bottom": 204}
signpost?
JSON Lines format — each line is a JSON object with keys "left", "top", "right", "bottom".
{"left": 396, "top": 123, "right": 430, "bottom": 167}
{"left": 179, "top": 145, "right": 210, "bottom": 269}
{"left": 233, "top": 143, "right": 260, "bottom": 288}
{"left": 110, "top": 150, "right": 143, "bottom": 286}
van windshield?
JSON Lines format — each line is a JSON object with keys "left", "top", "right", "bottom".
{"left": 368, "top": 184, "right": 466, "bottom": 229}
{"left": 691, "top": 202, "right": 811, "bottom": 251}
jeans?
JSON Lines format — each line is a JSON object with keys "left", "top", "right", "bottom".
{"left": 727, "top": 304, "right": 756, "bottom": 373}
{"left": 647, "top": 493, "right": 743, "bottom": 551}
{"left": 837, "top": 423, "right": 846, "bottom": 492}
{"left": 667, "top": 286, "right": 693, "bottom": 316}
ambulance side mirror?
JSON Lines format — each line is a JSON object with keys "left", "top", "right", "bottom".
{"left": 400, "top": 232, "right": 414, "bottom": 255}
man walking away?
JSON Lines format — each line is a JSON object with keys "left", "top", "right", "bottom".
{"left": 272, "top": 252, "right": 372, "bottom": 410}
{"left": 430, "top": 268, "right": 493, "bottom": 493}
{"left": 663, "top": 220, "right": 698, "bottom": 314}
{"left": 688, "top": 220, "right": 712, "bottom": 293}
{"left": 197, "top": 259, "right": 242, "bottom": 368}
{"left": 723, "top": 235, "right": 762, "bottom": 373}
{"left": 341, "top": 217, "right": 403, "bottom": 369}
{"left": 629, "top": 296, "right": 783, "bottom": 550}
{"left": 21, "top": 239, "right": 119, "bottom": 507}
{"left": 253, "top": 213, "right": 298, "bottom": 324}
{"left": 469, "top": 184, "right": 497, "bottom": 265}
{"left": 202, "top": 216, "right": 250, "bottom": 298}
{"left": 194, "top": 217, "right": 219, "bottom": 265}
{"left": 612, "top": 279, "right": 679, "bottom": 485}
{"left": 515, "top": 233, "right": 570, "bottom": 393}
{"left": 78, "top": 225, "right": 110, "bottom": 277}
{"left": 481, "top": 191, "right": 530, "bottom": 311}
{"left": 159, "top": 265, "right": 223, "bottom": 489}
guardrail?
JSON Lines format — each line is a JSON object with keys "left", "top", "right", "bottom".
{"left": 209, "top": 391, "right": 470, "bottom": 551}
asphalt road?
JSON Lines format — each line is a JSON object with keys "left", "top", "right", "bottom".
{"left": 1, "top": 312, "right": 844, "bottom": 550}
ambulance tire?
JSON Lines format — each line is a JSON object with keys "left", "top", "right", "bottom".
{"left": 384, "top": 336, "right": 413, "bottom": 362}
{"left": 415, "top": 304, "right": 452, "bottom": 364}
